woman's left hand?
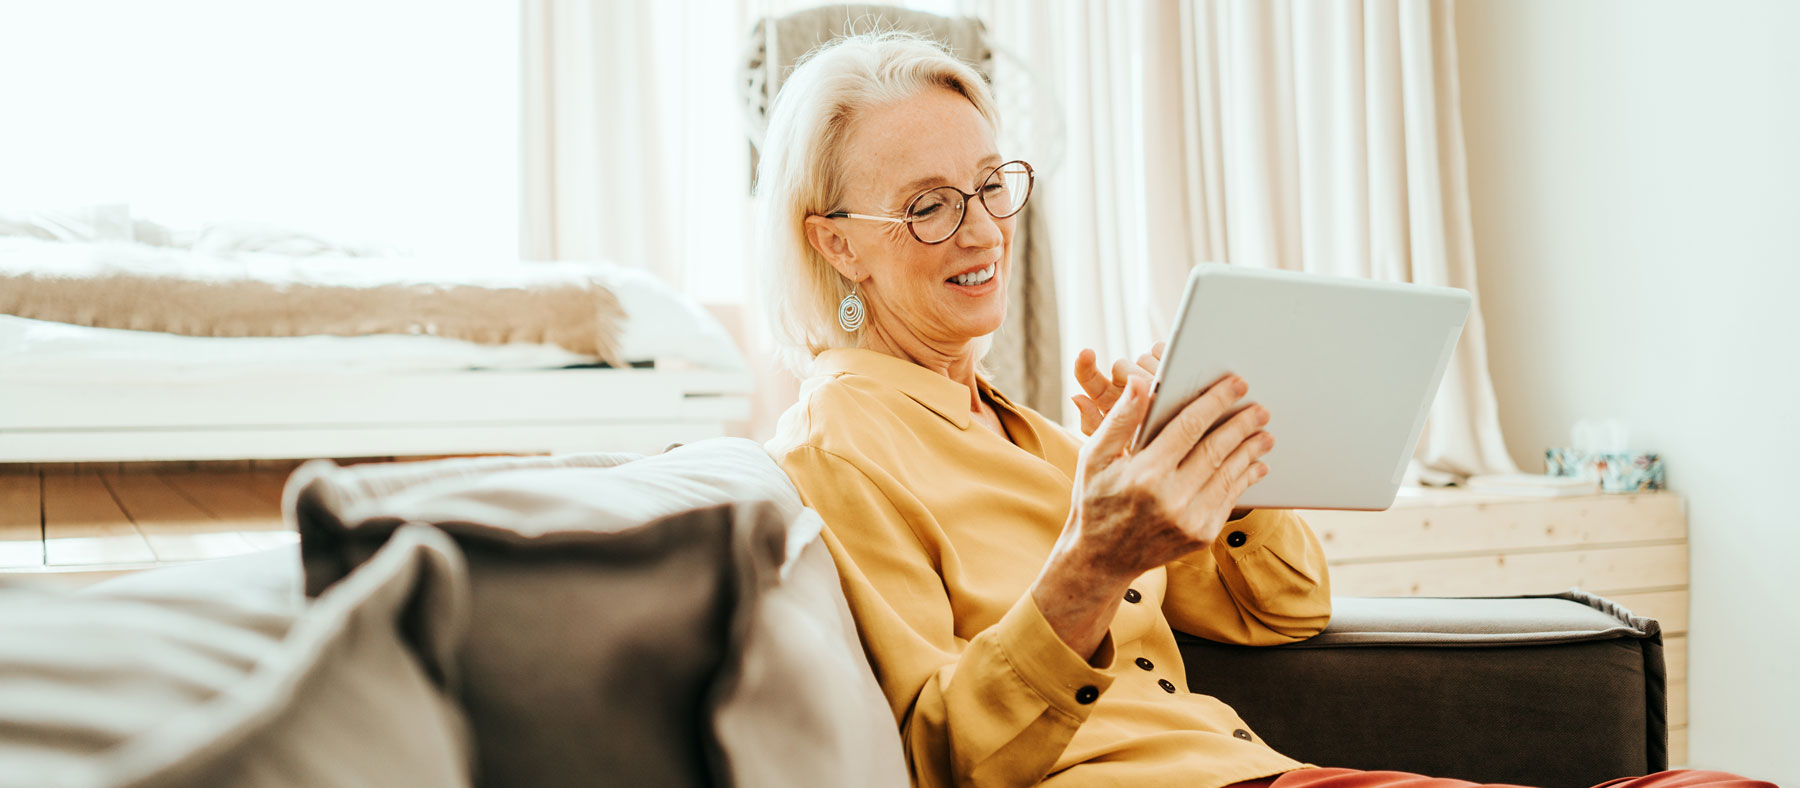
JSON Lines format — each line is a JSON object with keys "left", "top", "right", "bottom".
{"left": 1072, "top": 342, "right": 1165, "bottom": 437}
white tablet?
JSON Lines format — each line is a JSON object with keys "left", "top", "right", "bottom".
{"left": 1133, "top": 263, "right": 1471, "bottom": 511}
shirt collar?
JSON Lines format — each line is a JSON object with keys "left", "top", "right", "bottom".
{"left": 811, "top": 348, "right": 981, "bottom": 429}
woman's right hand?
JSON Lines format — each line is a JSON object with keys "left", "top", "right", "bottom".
{"left": 1063, "top": 373, "right": 1275, "bottom": 580}
{"left": 1033, "top": 373, "right": 1275, "bottom": 659}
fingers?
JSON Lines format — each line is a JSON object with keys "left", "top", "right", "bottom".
{"left": 1140, "top": 341, "right": 1165, "bottom": 375}
{"left": 1137, "top": 352, "right": 1160, "bottom": 376}
{"left": 1109, "top": 358, "right": 1145, "bottom": 388}
{"left": 1105, "top": 358, "right": 1156, "bottom": 412}
{"left": 1141, "top": 374, "right": 1248, "bottom": 468}
{"left": 1071, "top": 393, "right": 1103, "bottom": 436}
{"left": 1076, "top": 347, "right": 1163, "bottom": 409}
{"left": 1084, "top": 375, "right": 1151, "bottom": 468}
{"left": 1176, "top": 402, "right": 1270, "bottom": 485}
{"left": 1193, "top": 432, "right": 1273, "bottom": 520}
{"left": 1074, "top": 348, "right": 1110, "bottom": 400}
{"left": 1191, "top": 429, "right": 1273, "bottom": 501}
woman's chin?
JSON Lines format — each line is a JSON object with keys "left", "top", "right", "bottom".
{"left": 951, "top": 306, "right": 1007, "bottom": 342}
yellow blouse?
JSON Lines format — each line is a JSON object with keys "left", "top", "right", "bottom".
{"left": 766, "top": 348, "right": 1333, "bottom": 788}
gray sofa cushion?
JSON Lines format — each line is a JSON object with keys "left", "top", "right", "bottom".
{"left": 0, "top": 525, "right": 473, "bottom": 788}
{"left": 290, "top": 437, "right": 906, "bottom": 788}
{"left": 1176, "top": 590, "right": 1666, "bottom": 788}
{"left": 1285, "top": 590, "right": 1663, "bottom": 647}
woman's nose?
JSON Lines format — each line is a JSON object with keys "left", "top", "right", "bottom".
{"left": 956, "top": 195, "right": 1006, "bottom": 248}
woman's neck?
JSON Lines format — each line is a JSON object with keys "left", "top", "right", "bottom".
{"left": 859, "top": 323, "right": 983, "bottom": 411}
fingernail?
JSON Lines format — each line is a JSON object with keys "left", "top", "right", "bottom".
{"left": 1233, "top": 378, "right": 1248, "bottom": 396}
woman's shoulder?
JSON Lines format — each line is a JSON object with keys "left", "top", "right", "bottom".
{"left": 764, "top": 370, "right": 911, "bottom": 462}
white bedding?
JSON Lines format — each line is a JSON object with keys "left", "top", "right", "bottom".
{"left": 0, "top": 252, "right": 746, "bottom": 383}
{"left": 0, "top": 315, "right": 596, "bottom": 382}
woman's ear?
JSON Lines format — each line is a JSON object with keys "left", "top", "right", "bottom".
{"left": 804, "top": 215, "right": 863, "bottom": 282}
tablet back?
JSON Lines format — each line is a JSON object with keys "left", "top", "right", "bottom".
{"left": 1136, "top": 264, "right": 1471, "bottom": 511}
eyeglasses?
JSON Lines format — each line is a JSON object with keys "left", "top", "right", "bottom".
{"left": 826, "top": 160, "right": 1034, "bottom": 245}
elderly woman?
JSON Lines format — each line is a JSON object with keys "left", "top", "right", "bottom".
{"left": 758, "top": 33, "right": 1766, "bottom": 788}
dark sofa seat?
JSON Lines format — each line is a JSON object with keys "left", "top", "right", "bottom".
{"left": 1177, "top": 590, "right": 1666, "bottom": 788}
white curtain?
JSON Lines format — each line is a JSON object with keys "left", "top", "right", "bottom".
{"left": 522, "top": 0, "right": 1519, "bottom": 472}
{"left": 965, "top": 0, "right": 1516, "bottom": 477}
{"left": 521, "top": 0, "right": 752, "bottom": 301}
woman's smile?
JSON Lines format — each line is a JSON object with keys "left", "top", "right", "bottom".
{"left": 945, "top": 261, "right": 1000, "bottom": 294}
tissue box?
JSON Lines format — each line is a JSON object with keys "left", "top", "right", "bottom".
{"left": 1545, "top": 448, "right": 1665, "bottom": 492}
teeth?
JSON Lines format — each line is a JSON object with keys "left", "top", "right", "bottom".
{"left": 950, "top": 265, "right": 995, "bottom": 286}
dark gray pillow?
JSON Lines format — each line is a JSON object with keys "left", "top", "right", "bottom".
{"left": 290, "top": 437, "right": 906, "bottom": 788}
{"left": 0, "top": 525, "right": 473, "bottom": 788}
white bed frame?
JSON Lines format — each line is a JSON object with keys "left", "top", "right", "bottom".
{"left": 0, "top": 367, "right": 753, "bottom": 462}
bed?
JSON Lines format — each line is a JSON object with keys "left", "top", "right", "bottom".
{"left": 0, "top": 228, "right": 752, "bottom": 462}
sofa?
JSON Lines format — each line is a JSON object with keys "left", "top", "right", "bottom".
{"left": 0, "top": 438, "right": 1668, "bottom": 788}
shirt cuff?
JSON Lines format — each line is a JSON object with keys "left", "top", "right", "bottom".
{"left": 993, "top": 594, "right": 1118, "bottom": 720}
{"left": 1212, "top": 508, "right": 1287, "bottom": 563}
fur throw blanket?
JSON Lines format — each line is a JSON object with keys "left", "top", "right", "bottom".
{"left": 0, "top": 238, "right": 628, "bottom": 367}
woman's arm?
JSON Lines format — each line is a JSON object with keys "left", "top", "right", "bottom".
{"left": 781, "top": 446, "right": 1113, "bottom": 788}
{"left": 1162, "top": 509, "right": 1333, "bottom": 645}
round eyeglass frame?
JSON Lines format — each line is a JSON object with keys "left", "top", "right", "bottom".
{"left": 825, "top": 160, "right": 1034, "bottom": 245}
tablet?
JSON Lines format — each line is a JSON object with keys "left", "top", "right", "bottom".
{"left": 1134, "top": 263, "right": 1471, "bottom": 511}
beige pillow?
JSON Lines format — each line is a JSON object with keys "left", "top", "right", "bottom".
{"left": 0, "top": 525, "right": 474, "bottom": 788}
{"left": 292, "top": 437, "right": 908, "bottom": 788}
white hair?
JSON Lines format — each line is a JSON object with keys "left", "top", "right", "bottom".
{"left": 754, "top": 30, "right": 1001, "bottom": 375}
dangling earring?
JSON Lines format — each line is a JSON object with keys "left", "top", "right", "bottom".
{"left": 838, "top": 282, "right": 866, "bottom": 333}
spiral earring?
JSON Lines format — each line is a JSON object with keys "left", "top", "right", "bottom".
{"left": 838, "top": 282, "right": 866, "bottom": 333}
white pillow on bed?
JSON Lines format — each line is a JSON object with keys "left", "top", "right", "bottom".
{"left": 596, "top": 264, "right": 747, "bottom": 371}
{"left": 188, "top": 219, "right": 403, "bottom": 258}
{"left": 0, "top": 223, "right": 745, "bottom": 371}
{"left": 0, "top": 207, "right": 390, "bottom": 257}
{"left": 0, "top": 203, "right": 134, "bottom": 243}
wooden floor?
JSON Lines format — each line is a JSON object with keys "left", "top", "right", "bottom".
{"left": 0, "top": 466, "right": 296, "bottom": 585}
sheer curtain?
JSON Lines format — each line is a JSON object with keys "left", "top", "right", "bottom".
{"left": 522, "top": 0, "right": 775, "bottom": 436}
{"left": 522, "top": 0, "right": 1518, "bottom": 474}
{"left": 962, "top": 0, "right": 1516, "bottom": 477}
{"left": 521, "top": 0, "right": 751, "bottom": 302}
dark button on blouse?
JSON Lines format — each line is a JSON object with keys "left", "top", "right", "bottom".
{"left": 1233, "top": 728, "right": 1254, "bottom": 741}
{"left": 1135, "top": 657, "right": 1154, "bottom": 671}
{"left": 1226, "top": 530, "right": 1248, "bottom": 548}
{"left": 1076, "top": 685, "right": 1100, "bottom": 705}
{"left": 1158, "top": 678, "right": 1178, "bottom": 694}
{"left": 1123, "top": 588, "right": 1142, "bottom": 604}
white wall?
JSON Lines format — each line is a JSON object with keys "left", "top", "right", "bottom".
{"left": 1456, "top": 0, "right": 1799, "bottom": 779}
